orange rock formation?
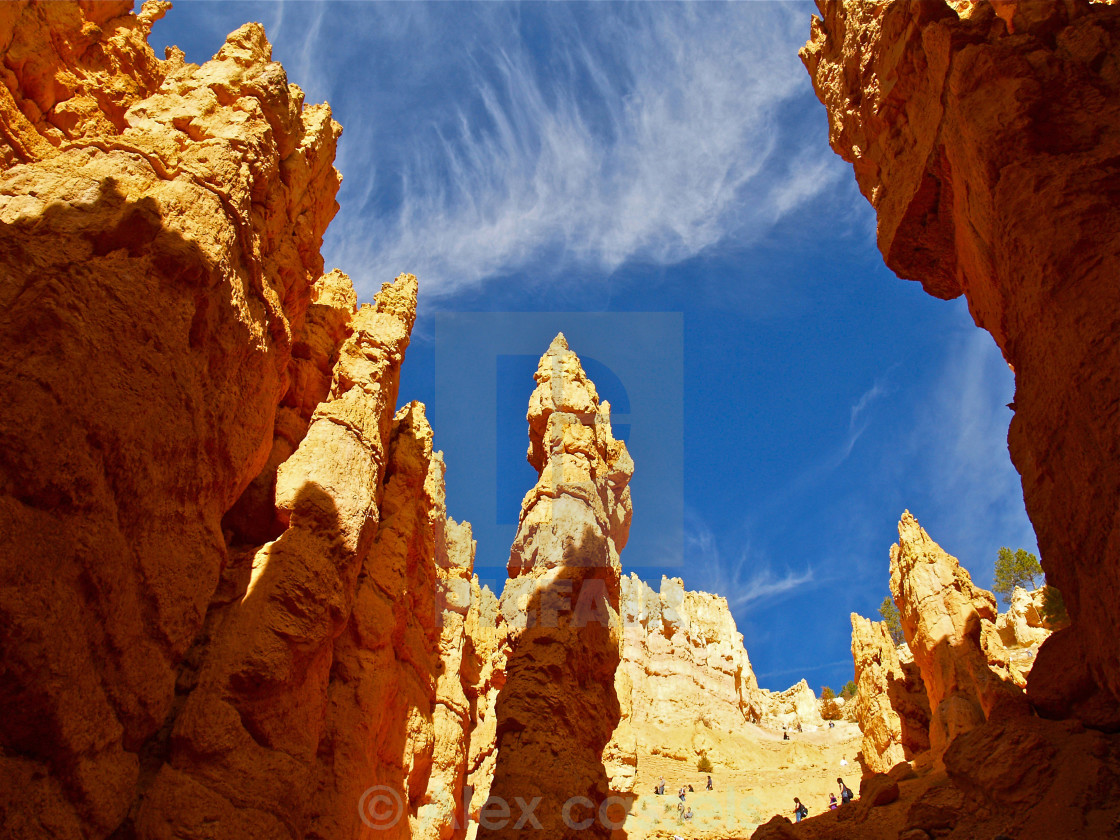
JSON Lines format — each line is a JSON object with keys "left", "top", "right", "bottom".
{"left": 607, "top": 573, "right": 761, "bottom": 792}
{"left": 850, "top": 614, "right": 930, "bottom": 774}
{"left": 0, "top": 6, "right": 476, "bottom": 839}
{"left": 888, "top": 512, "right": 1024, "bottom": 763}
{"left": 801, "top": 0, "right": 1120, "bottom": 726}
{"left": 478, "top": 334, "right": 633, "bottom": 840}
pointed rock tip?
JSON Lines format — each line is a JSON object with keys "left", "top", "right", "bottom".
{"left": 550, "top": 332, "right": 569, "bottom": 351}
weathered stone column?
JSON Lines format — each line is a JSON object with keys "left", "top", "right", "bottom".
{"left": 478, "top": 335, "right": 633, "bottom": 840}
{"left": 889, "top": 511, "right": 1024, "bottom": 765}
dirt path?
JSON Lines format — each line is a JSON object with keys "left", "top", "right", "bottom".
{"left": 622, "top": 721, "right": 863, "bottom": 838}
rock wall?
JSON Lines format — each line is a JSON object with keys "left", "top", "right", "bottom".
{"left": 606, "top": 573, "right": 761, "bottom": 792}
{"left": 850, "top": 613, "right": 930, "bottom": 775}
{"left": 888, "top": 512, "right": 1024, "bottom": 764}
{"left": 0, "top": 6, "right": 476, "bottom": 839}
{"left": 995, "top": 586, "right": 1051, "bottom": 650}
{"left": 755, "top": 680, "right": 825, "bottom": 731}
{"left": 478, "top": 334, "right": 633, "bottom": 840}
{"left": 801, "top": 0, "right": 1120, "bottom": 726}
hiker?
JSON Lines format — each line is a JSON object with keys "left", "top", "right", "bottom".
{"left": 688, "top": 785, "right": 694, "bottom": 792}
{"left": 706, "top": 774, "right": 713, "bottom": 791}
{"left": 837, "top": 778, "right": 853, "bottom": 805}
{"left": 839, "top": 755, "right": 848, "bottom": 768}
{"left": 657, "top": 777, "right": 665, "bottom": 795}
{"left": 793, "top": 797, "right": 808, "bottom": 823}
{"left": 828, "top": 721, "right": 835, "bottom": 729}
{"left": 782, "top": 726, "right": 789, "bottom": 741}
{"left": 797, "top": 721, "right": 803, "bottom": 733}
{"left": 828, "top": 793, "right": 838, "bottom": 810}
{"left": 682, "top": 806, "right": 694, "bottom": 821}
{"left": 678, "top": 786, "right": 686, "bottom": 802}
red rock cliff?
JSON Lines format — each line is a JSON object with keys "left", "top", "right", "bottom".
{"left": 801, "top": 0, "right": 1120, "bottom": 726}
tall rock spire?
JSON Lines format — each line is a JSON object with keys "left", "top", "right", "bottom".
{"left": 888, "top": 511, "right": 1024, "bottom": 765}
{"left": 479, "top": 334, "right": 633, "bottom": 840}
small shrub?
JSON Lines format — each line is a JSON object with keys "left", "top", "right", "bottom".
{"left": 821, "top": 697, "right": 842, "bottom": 720}
{"left": 840, "top": 680, "right": 857, "bottom": 700}
{"left": 697, "top": 754, "right": 713, "bottom": 774}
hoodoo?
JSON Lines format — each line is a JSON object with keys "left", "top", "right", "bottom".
{"left": 479, "top": 335, "right": 633, "bottom": 840}
{"left": 888, "top": 512, "right": 1024, "bottom": 764}
{"left": 850, "top": 613, "right": 930, "bottom": 774}
{"left": 0, "top": 6, "right": 476, "bottom": 838}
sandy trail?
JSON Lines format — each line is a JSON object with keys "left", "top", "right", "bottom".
{"left": 622, "top": 720, "right": 862, "bottom": 839}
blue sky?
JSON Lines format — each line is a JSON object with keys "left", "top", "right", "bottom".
{"left": 152, "top": 2, "right": 1038, "bottom": 692}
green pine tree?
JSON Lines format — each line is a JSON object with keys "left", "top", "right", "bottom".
{"left": 879, "top": 596, "right": 904, "bottom": 645}
{"left": 993, "top": 547, "right": 1043, "bottom": 605}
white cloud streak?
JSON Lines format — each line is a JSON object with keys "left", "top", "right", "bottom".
{"left": 312, "top": 3, "right": 845, "bottom": 298}
{"left": 686, "top": 509, "right": 817, "bottom": 611}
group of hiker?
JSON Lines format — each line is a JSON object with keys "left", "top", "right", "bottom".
{"left": 793, "top": 778, "right": 853, "bottom": 822}
{"left": 654, "top": 775, "right": 713, "bottom": 797}
{"left": 654, "top": 775, "right": 713, "bottom": 823}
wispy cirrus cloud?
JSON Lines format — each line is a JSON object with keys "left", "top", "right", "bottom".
{"left": 902, "top": 320, "right": 1038, "bottom": 579}
{"left": 280, "top": 2, "right": 850, "bottom": 298}
{"left": 686, "top": 508, "right": 817, "bottom": 610}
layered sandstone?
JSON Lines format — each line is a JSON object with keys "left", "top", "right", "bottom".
{"left": 888, "top": 512, "right": 1023, "bottom": 763}
{"left": 801, "top": 0, "right": 1120, "bottom": 725}
{"left": 606, "top": 573, "right": 761, "bottom": 792}
{"left": 478, "top": 334, "right": 633, "bottom": 840}
{"left": 297, "top": 399, "right": 476, "bottom": 840}
{"left": 462, "top": 579, "right": 508, "bottom": 837}
{"left": 850, "top": 614, "right": 930, "bottom": 774}
{"left": 995, "top": 586, "right": 1050, "bottom": 650}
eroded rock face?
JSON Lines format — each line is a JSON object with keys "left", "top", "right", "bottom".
{"left": 850, "top": 613, "right": 930, "bottom": 774}
{"left": 0, "top": 7, "right": 479, "bottom": 840}
{"left": 617, "top": 574, "right": 760, "bottom": 731}
{"left": 888, "top": 512, "right": 1024, "bottom": 763}
{"left": 756, "top": 680, "right": 825, "bottom": 731}
{"left": 478, "top": 334, "right": 632, "bottom": 840}
{"left": 995, "top": 586, "right": 1050, "bottom": 650}
{"left": 0, "top": 5, "right": 346, "bottom": 836}
{"left": 134, "top": 276, "right": 423, "bottom": 838}
{"left": 606, "top": 573, "right": 761, "bottom": 792}
{"left": 461, "top": 579, "right": 508, "bottom": 837}
{"left": 801, "top": 0, "right": 1120, "bottom": 723}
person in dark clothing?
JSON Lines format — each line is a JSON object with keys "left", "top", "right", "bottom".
{"left": 793, "top": 797, "right": 808, "bottom": 822}
{"left": 706, "top": 775, "right": 713, "bottom": 791}
{"left": 837, "top": 778, "right": 853, "bottom": 804}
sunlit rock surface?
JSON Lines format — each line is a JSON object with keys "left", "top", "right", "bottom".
{"left": 801, "top": 0, "right": 1120, "bottom": 724}
{"left": 478, "top": 334, "right": 633, "bottom": 840}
